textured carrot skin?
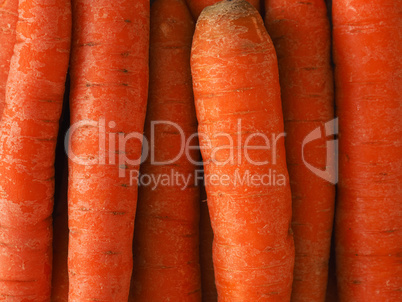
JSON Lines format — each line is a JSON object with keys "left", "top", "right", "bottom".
{"left": 130, "top": 0, "right": 201, "bottom": 300}
{"left": 199, "top": 185, "right": 217, "bottom": 302}
{"left": 264, "top": 1, "right": 335, "bottom": 301}
{"left": 191, "top": 1, "right": 294, "bottom": 300}
{"left": 68, "top": 0, "right": 149, "bottom": 300}
{"left": 333, "top": 0, "right": 402, "bottom": 301}
{"left": 0, "top": 0, "right": 71, "bottom": 299}
{"left": 0, "top": 0, "right": 18, "bottom": 120}
{"left": 185, "top": 0, "right": 260, "bottom": 20}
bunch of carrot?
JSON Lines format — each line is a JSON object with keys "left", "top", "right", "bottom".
{"left": 0, "top": 0, "right": 400, "bottom": 301}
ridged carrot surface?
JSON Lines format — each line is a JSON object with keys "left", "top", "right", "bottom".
{"left": 0, "top": 0, "right": 71, "bottom": 299}
{"left": 0, "top": 0, "right": 18, "bottom": 119}
{"left": 68, "top": 0, "right": 149, "bottom": 300}
{"left": 191, "top": 0, "right": 294, "bottom": 300}
{"left": 333, "top": 0, "right": 402, "bottom": 300}
{"left": 264, "top": 1, "right": 335, "bottom": 301}
{"left": 130, "top": 0, "right": 201, "bottom": 300}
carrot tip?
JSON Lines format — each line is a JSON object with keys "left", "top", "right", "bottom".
{"left": 198, "top": 0, "right": 257, "bottom": 23}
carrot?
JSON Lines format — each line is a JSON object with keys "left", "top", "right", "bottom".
{"left": 191, "top": 0, "right": 294, "bottom": 300}
{"left": 129, "top": 0, "right": 201, "bottom": 300}
{"left": 185, "top": 0, "right": 260, "bottom": 20}
{"left": 0, "top": 0, "right": 18, "bottom": 119}
{"left": 0, "top": 0, "right": 71, "bottom": 299}
{"left": 199, "top": 183, "right": 218, "bottom": 302}
{"left": 333, "top": 0, "right": 402, "bottom": 300}
{"left": 264, "top": 1, "right": 335, "bottom": 301}
{"left": 67, "top": 0, "right": 149, "bottom": 300}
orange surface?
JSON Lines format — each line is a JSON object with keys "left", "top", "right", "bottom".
{"left": 333, "top": 0, "right": 402, "bottom": 300}
{"left": 68, "top": 0, "right": 149, "bottom": 300}
{"left": 0, "top": 0, "right": 18, "bottom": 120}
{"left": 265, "top": 1, "right": 336, "bottom": 301}
{"left": 0, "top": 0, "right": 71, "bottom": 299}
{"left": 130, "top": 0, "right": 201, "bottom": 300}
{"left": 191, "top": 0, "right": 294, "bottom": 300}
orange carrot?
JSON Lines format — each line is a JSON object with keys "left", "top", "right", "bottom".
{"left": 130, "top": 0, "right": 201, "bottom": 300}
{"left": 333, "top": 0, "right": 402, "bottom": 300}
{"left": 185, "top": 0, "right": 260, "bottom": 20}
{"left": 0, "top": 0, "right": 18, "bottom": 119}
{"left": 264, "top": 1, "right": 335, "bottom": 301}
{"left": 0, "top": 0, "right": 71, "bottom": 299}
{"left": 191, "top": 0, "right": 294, "bottom": 300}
{"left": 67, "top": 0, "right": 149, "bottom": 300}
{"left": 199, "top": 184, "right": 218, "bottom": 302}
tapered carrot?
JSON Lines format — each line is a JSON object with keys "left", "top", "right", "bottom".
{"left": 264, "top": 1, "right": 335, "bottom": 301}
{"left": 199, "top": 184, "right": 217, "bottom": 302}
{"left": 130, "top": 0, "right": 201, "bottom": 300}
{"left": 67, "top": 0, "right": 149, "bottom": 300}
{"left": 0, "top": 0, "right": 71, "bottom": 299}
{"left": 191, "top": 0, "right": 294, "bottom": 300}
{"left": 185, "top": 0, "right": 260, "bottom": 20}
{"left": 0, "top": 0, "right": 18, "bottom": 119}
{"left": 333, "top": 0, "right": 402, "bottom": 300}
